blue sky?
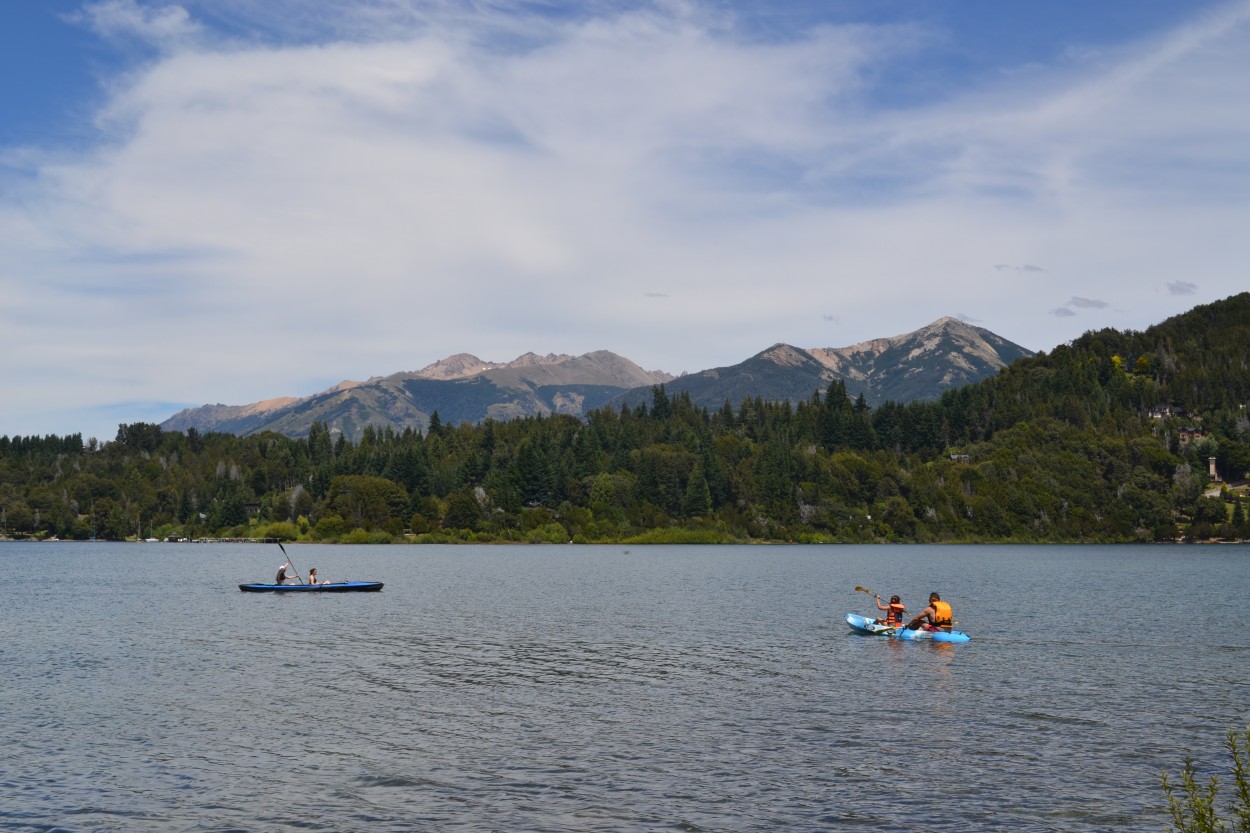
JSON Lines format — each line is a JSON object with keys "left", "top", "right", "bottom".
{"left": 2, "top": 0, "right": 1249, "bottom": 442}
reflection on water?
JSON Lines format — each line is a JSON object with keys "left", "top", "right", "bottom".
{"left": 1, "top": 542, "right": 1247, "bottom": 832}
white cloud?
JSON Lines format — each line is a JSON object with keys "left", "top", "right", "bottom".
{"left": 72, "top": 0, "right": 202, "bottom": 50}
{"left": 3, "top": 1, "right": 1250, "bottom": 439}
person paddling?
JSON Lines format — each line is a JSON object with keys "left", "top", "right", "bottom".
{"left": 874, "top": 594, "right": 906, "bottom": 628}
{"left": 906, "top": 592, "right": 953, "bottom": 632}
{"left": 275, "top": 561, "right": 298, "bottom": 585}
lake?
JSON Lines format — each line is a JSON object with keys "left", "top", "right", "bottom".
{"left": 1, "top": 542, "right": 1247, "bottom": 832}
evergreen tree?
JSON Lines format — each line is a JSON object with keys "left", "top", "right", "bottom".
{"left": 683, "top": 461, "right": 712, "bottom": 518}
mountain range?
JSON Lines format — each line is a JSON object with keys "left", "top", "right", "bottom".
{"left": 607, "top": 316, "right": 1033, "bottom": 413}
{"left": 160, "top": 317, "right": 1033, "bottom": 441}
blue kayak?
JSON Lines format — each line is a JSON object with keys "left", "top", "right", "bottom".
{"left": 239, "top": 581, "right": 383, "bottom": 593}
{"left": 845, "top": 612, "right": 970, "bottom": 643}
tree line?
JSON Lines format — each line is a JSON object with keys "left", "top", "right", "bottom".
{"left": 2, "top": 293, "right": 1249, "bottom": 544}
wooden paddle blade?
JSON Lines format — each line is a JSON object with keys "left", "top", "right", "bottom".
{"left": 854, "top": 585, "right": 874, "bottom": 595}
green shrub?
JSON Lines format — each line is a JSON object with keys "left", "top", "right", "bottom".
{"left": 524, "top": 522, "right": 569, "bottom": 544}
{"left": 255, "top": 521, "right": 299, "bottom": 541}
{"left": 1161, "top": 726, "right": 1250, "bottom": 832}
{"left": 622, "top": 527, "right": 736, "bottom": 544}
{"left": 312, "top": 515, "right": 346, "bottom": 541}
{"left": 342, "top": 527, "right": 371, "bottom": 544}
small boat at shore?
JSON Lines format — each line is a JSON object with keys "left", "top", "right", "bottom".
{"left": 239, "top": 581, "right": 383, "bottom": 593}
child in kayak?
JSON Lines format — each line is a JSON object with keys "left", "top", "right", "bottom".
{"left": 874, "top": 594, "right": 906, "bottom": 628}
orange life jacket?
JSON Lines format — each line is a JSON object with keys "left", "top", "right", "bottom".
{"left": 885, "top": 602, "right": 906, "bottom": 626}
{"left": 932, "top": 600, "right": 953, "bottom": 629}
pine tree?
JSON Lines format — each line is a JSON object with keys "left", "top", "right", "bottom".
{"left": 682, "top": 462, "right": 712, "bottom": 518}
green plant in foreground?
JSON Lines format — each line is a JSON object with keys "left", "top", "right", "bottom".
{"left": 1162, "top": 727, "right": 1250, "bottom": 833}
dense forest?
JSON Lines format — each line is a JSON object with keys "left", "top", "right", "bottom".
{"left": 3, "top": 294, "right": 1250, "bottom": 544}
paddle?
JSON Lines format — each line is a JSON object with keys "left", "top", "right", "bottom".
{"left": 278, "top": 541, "right": 304, "bottom": 585}
{"left": 854, "top": 585, "right": 875, "bottom": 597}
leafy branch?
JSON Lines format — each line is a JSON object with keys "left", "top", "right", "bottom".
{"left": 1162, "top": 727, "right": 1250, "bottom": 833}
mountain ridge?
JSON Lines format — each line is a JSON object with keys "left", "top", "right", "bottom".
{"left": 608, "top": 316, "right": 1033, "bottom": 412}
{"left": 160, "top": 318, "right": 1032, "bottom": 440}
{"left": 160, "top": 350, "right": 675, "bottom": 439}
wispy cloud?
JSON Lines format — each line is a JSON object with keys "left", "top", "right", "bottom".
{"left": 69, "top": 0, "right": 203, "bottom": 50}
{"left": 1068, "top": 297, "right": 1110, "bottom": 309}
{"left": 1167, "top": 280, "right": 1199, "bottom": 295}
{"left": 3, "top": 1, "right": 1250, "bottom": 439}
{"left": 1047, "top": 295, "right": 1112, "bottom": 319}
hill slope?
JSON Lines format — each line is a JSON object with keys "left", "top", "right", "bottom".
{"left": 11, "top": 295, "right": 1250, "bottom": 545}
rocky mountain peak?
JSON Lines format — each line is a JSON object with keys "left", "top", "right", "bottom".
{"left": 509, "top": 352, "right": 576, "bottom": 367}
{"left": 159, "top": 320, "right": 1029, "bottom": 441}
{"left": 760, "top": 344, "right": 818, "bottom": 368}
{"left": 415, "top": 353, "right": 503, "bottom": 380}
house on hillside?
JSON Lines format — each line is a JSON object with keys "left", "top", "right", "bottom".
{"left": 1178, "top": 425, "right": 1206, "bottom": 445}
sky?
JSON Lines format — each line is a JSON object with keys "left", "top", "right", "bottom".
{"left": 2, "top": 0, "right": 1249, "bottom": 443}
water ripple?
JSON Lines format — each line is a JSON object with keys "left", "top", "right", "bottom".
{"left": 1, "top": 543, "right": 1248, "bottom": 831}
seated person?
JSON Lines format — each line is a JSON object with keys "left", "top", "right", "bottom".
{"left": 874, "top": 594, "right": 906, "bottom": 628}
{"left": 905, "top": 592, "right": 953, "bottom": 632}
{"left": 275, "top": 562, "right": 297, "bottom": 585}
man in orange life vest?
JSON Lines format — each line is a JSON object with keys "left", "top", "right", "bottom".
{"left": 905, "top": 592, "right": 953, "bottom": 632}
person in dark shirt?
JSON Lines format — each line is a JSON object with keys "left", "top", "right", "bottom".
{"left": 275, "top": 562, "right": 297, "bottom": 585}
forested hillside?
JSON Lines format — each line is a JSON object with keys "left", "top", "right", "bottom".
{"left": 3, "top": 294, "right": 1249, "bottom": 544}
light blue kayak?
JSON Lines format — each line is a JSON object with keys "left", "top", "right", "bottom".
{"left": 845, "top": 612, "right": 971, "bottom": 643}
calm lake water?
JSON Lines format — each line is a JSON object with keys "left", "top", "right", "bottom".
{"left": 1, "top": 542, "right": 1248, "bottom": 832}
